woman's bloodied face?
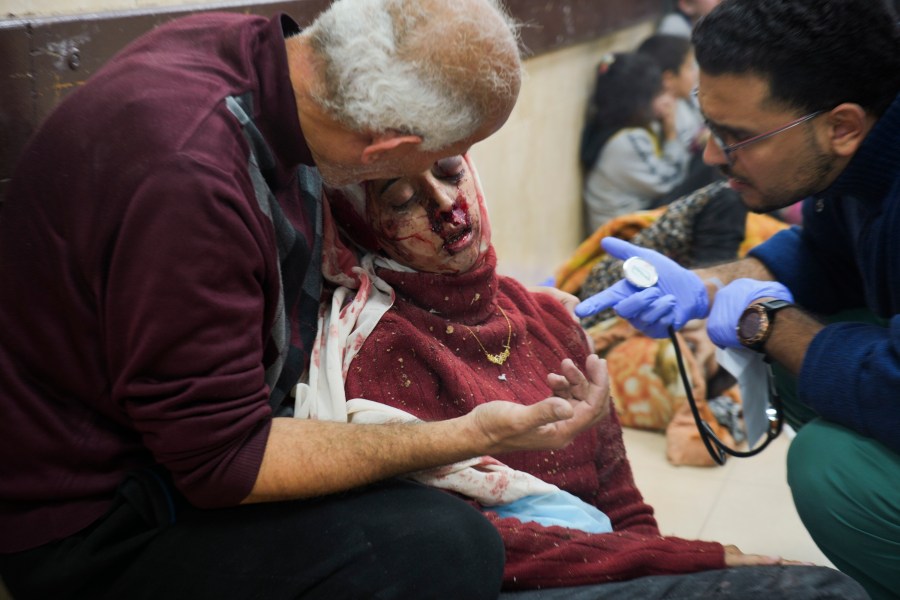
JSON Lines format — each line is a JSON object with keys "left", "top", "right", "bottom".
{"left": 366, "top": 155, "right": 485, "bottom": 274}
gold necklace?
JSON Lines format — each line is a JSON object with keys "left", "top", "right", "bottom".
{"left": 463, "top": 305, "right": 512, "bottom": 366}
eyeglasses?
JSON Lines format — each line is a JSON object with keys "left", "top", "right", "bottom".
{"left": 693, "top": 89, "right": 827, "bottom": 165}
{"left": 706, "top": 111, "right": 825, "bottom": 165}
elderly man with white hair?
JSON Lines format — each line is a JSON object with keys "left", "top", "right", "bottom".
{"left": 0, "top": 1, "right": 610, "bottom": 598}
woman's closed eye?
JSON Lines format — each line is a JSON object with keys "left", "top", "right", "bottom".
{"left": 442, "top": 169, "right": 466, "bottom": 185}
{"left": 384, "top": 184, "right": 419, "bottom": 211}
{"left": 433, "top": 156, "right": 466, "bottom": 181}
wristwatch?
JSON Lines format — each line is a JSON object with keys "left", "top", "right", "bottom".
{"left": 736, "top": 299, "right": 793, "bottom": 352}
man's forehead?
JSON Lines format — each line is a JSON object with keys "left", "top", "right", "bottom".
{"left": 696, "top": 72, "right": 775, "bottom": 120}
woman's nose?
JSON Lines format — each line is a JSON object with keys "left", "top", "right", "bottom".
{"left": 427, "top": 182, "right": 457, "bottom": 213}
{"left": 426, "top": 190, "right": 466, "bottom": 231}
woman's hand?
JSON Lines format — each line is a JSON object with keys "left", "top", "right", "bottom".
{"left": 530, "top": 285, "right": 580, "bottom": 319}
{"left": 654, "top": 91, "right": 678, "bottom": 141}
{"left": 723, "top": 544, "right": 816, "bottom": 567}
{"left": 467, "top": 355, "right": 610, "bottom": 455}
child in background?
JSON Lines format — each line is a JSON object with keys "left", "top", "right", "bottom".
{"left": 638, "top": 33, "right": 723, "bottom": 204}
{"left": 580, "top": 52, "right": 689, "bottom": 236}
{"left": 638, "top": 35, "right": 704, "bottom": 163}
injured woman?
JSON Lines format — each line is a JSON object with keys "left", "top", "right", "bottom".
{"left": 291, "top": 155, "right": 866, "bottom": 597}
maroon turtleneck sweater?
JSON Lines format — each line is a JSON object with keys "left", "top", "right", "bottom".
{"left": 344, "top": 248, "right": 725, "bottom": 589}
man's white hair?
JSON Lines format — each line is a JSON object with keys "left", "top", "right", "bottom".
{"left": 305, "top": 0, "right": 522, "bottom": 151}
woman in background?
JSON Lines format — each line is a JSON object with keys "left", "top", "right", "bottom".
{"left": 580, "top": 52, "right": 688, "bottom": 236}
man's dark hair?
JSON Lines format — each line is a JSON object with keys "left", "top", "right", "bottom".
{"left": 637, "top": 34, "right": 692, "bottom": 76}
{"left": 692, "top": 0, "right": 900, "bottom": 116}
{"left": 580, "top": 52, "right": 663, "bottom": 171}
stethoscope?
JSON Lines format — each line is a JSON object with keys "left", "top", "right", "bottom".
{"left": 622, "top": 257, "right": 784, "bottom": 465}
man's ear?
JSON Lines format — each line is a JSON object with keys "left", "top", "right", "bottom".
{"left": 826, "top": 103, "right": 869, "bottom": 158}
{"left": 361, "top": 131, "right": 424, "bottom": 165}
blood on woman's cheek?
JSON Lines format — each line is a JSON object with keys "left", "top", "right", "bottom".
{"left": 376, "top": 212, "right": 441, "bottom": 262}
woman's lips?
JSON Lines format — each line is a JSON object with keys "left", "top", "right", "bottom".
{"left": 443, "top": 227, "right": 474, "bottom": 254}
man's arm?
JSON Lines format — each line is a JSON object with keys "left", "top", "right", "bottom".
{"left": 244, "top": 356, "right": 609, "bottom": 502}
{"left": 697, "top": 258, "right": 827, "bottom": 374}
{"left": 758, "top": 305, "right": 824, "bottom": 375}
{"left": 695, "top": 256, "right": 777, "bottom": 300}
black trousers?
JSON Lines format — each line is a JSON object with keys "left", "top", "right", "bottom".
{"left": 0, "top": 472, "right": 505, "bottom": 600}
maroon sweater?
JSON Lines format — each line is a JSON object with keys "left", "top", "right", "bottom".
{"left": 0, "top": 13, "right": 315, "bottom": 552}
{"left": 345, "top": 249, "right": 725, "bottom": 588}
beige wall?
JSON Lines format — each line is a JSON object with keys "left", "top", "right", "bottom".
{"left": 471, "top": 21, "right": 653, "bottom": 285}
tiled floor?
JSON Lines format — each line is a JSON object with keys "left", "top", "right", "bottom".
{"left": 621, "top": 425, "right": 835, "bottom": 567}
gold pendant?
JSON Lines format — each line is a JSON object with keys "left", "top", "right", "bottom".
{"left": 486, "top": 346, "right": 510, "bottom": 366}
{"left": 463, "top": 305, "right": 514, "bottom": 366}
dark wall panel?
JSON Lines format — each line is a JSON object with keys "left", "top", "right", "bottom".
{"left": 0, "top": 23, "right": 34, "bottom": 193}
{"left": 510, "top": 0, "right": 658, "bottom": 55}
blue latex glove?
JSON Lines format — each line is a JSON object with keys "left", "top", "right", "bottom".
{"left": 574, "top": 237, "right": 709, "bottom": 338}
{"left": 488, "top": 489, "right": 613, "bottom": 534}
{"left": 707, "top": 278, "right": 794, "bottom": 348}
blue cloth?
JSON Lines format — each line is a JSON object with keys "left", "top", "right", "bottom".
{"left": 748, "top": 91, "right": 900, "bottom": 455}
{"left": 537, "top": 275, "right": 557, "bottom": 287}
{"left": 488, "top": 490, "right": 613, "bottom": 534}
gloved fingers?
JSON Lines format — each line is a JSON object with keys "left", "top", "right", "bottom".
{"left": 614, "top": 287, "right": 671, "bottom": 320}
{"left": 640, "top": 317, "right": 677, "bottom": 340}
{"left": 707, "top": 303, "right": 741, "bottom": 348}
{"left": 600, "top": 237, "right": 652, "bottom": 262}
{"left": 706, "top": 278, "right": 794, "bottom": 348}
{"left": 618, "top": 292, "right": 677, "bottom": 339}
{"left": 574, "top": 279, "right": 636, "bottom": 318}
{"left": 720, "top": 278, "right": 794, "bottom": 306}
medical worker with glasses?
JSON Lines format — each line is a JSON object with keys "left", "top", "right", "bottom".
{"left": 577, "top": 1, "right": 900, "bottom": 598}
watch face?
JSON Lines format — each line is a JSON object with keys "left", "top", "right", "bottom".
{"left": 738, "top": 300, "right": 791, "bottom": 351}
{"left": 739, "top": 309, "right": 763, "bottom": 341}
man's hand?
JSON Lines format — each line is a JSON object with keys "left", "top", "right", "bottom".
{"left": 247, "top": 357, "right": 610, "bottom": 503}
{"left": 467, "top": 355, "right": 610, "bottom": 455}
{"left": 707, "top": 278, "right": 794, "bottom": 347}
{"left": 574, "top": 238, "right": 709, "bottom": 338}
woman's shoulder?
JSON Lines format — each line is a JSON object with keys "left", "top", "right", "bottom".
{"left": 357, "top": 302, "right": 434, "bottom": 349}
{"left": 496, "top": 277, "right": 564, "bottom": 319}
{"left": 608, "top": 127, "right": 654, "bottom": 143}
{"left": 498, "top": 277, "right": 591, "bottom": 352}
{"left": 601, "top": 127, "right": 657, "bottom": 157}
